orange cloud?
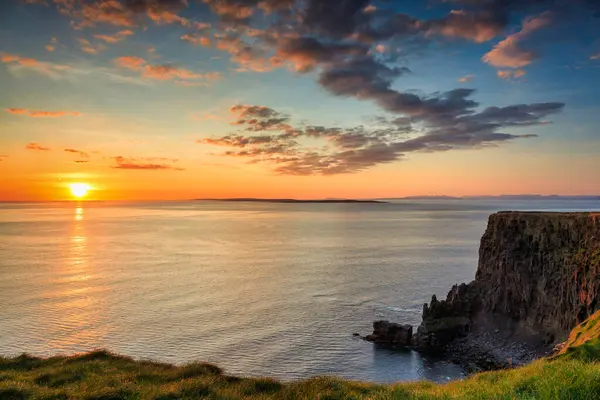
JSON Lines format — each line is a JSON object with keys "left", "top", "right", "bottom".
{"left": 204, "top": 1, "right": 254, "bottom": 20}
{"left": 111, "top": 156, "right": 184, "bottom": 170}
{"left": 45, "top": 45, "right": 55, "bottom": 52}
{"left": 147, "top": 8, "right": 188, "bottom": 26}
{"left": 497, "top": 69, "right": 526, "bottom": 80}
{"left": 94, "top": 29, "right": 134, "bottom": 43}
{"left": 483, "top": 12, "right": 552, "bottom": 68}
{"left": 115, "top": 56, "right": 146, "bottom": 69}
{"left": 1, "top": 53, "right": 38, "bottom": 66}
{"left": 114, "top": 56, "right": 221, "bottom": 83}
{"left": 6, "top": 108, "right": 82, "bottom": 117}
{"left": 181, "top": 34, "right": 212, "bottom": 47}
{"left": 432, "top": 10, "right": 504, "bottom": 43}
{"left": 25, "top": 142, "right": 50, "bottom": 151}
{"left": 458, "top": 74, "right": 474, "bottom": 83}
{"left": 78, "top": 38, "right": 107, "bottom": 54}
{"left": 76, "top": 1, "right": 137, "bottom": 28}
{"left": 49, "top": 0, "right": 205, "bottom": 31}
{"left": 0, "top": 52, "right": 70, "bottom": 78}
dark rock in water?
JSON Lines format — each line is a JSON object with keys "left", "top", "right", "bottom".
{"left": 365, "top": 212, "right": 600, "bottom": 371}
{"left": 364, "top": 321, "right": 413, "bottom": 347}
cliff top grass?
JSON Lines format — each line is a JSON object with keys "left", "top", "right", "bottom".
{"left": 2, "top": 313, "right": 600, "bottom": 400}
{"left": 556, "top": 310, "right": 600, "bottom": 362}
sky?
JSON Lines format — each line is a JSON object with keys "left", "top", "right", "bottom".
{"left": 1, "top": 0, "right": 600, "bottom": 201}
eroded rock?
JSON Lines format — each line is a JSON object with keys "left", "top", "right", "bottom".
{"left": 364, "top": 321, "right": 413, "bottom": 347}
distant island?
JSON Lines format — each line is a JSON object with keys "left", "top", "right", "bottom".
{"left": 192, "top": 196, "right": 600, "bottom": 204}
{"left": 377, "top": 195, "right": 600, "bottom": 201}
{"left": 195, "top": 198, "right": 387, "bottom": 204}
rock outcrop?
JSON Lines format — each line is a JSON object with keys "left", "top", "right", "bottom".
{"left": 364, "top": 321, "right": 413, "bottom": 346}
{"left": 367, "top": 212, "right": 600, "bottom": 369}
{"left": 415, "top": 283, "right": 479, "bottom": 352}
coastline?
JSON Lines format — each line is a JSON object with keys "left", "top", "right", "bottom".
{"left": 363, "top": 211, "right": 600, "bottom": 373}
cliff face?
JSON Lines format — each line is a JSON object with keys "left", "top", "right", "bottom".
{"left": 369, "top": 212, "right": 600, "bottom": 368}
{"left": 475, "top": 212, "right": 600, "bottom": 340}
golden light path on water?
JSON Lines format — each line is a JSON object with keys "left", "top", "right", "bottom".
{"left": 45, "top": 204, "right": 108, "bottom": 352}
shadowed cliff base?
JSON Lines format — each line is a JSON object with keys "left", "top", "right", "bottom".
{"left": 366, "top": 211, "right": 600, "bottom": 372}
{"left": 2, "top": 312, "right": 600, "bottom": 399}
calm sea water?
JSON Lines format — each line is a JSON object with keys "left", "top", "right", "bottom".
{"left": 0, "top": 199, "right": 598, "bottom": 383}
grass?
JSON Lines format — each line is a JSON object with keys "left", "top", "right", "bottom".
{"left": 2, "top": 314, "right": 600, "bottom": 399}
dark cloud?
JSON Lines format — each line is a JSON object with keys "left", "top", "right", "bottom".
{"left": 178, "top": 1, "right": 581, "bottom": 130}
{"left": 111, "top": 156, "right": 184, "bottom": 170}
{"left": 275, "top": 37, "right": 369, "bottom": 72}
{"left": 197, "top": 101, "right": 563, "bottom": 175}
{"left": 426, "top": 10, "right": 508, "bottom": 43}
{"left": 229, "top": 104, "right": 293, "bottom": 131}
{"left": 299, "top": 0, "right": 371, "bottom": 39}
{"left": 64, "top": 148, "right": 90, "bottom": 158}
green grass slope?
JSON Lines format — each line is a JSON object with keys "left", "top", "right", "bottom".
{"left": 2, "top": 313, "right": 600, "bottom": 400}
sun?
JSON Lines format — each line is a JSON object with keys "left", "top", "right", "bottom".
{"left": 69, "top": 183, "right": 91, "bottom": 199}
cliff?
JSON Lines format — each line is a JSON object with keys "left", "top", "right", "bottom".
{"left": 475, "top": 212, "right": 600, "bottom": 339}
{"left": 368, "top": 212, "right": 600, "bottom": 369}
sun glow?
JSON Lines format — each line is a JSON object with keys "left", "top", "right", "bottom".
{"left": 69, "top": 183, "right": 91, "bottom": 199}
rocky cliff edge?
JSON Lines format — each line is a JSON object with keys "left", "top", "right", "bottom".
{"left": 366, "top": 212, "right": 600, "bottom": 370}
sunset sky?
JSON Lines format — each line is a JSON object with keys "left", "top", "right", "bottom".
{"left": 1, "top": 0, "right": 600, "bottom": 201}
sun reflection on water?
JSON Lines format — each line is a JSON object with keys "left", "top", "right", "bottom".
{"left": 45, "top": 204, "right": 107, "bottom": 352}
{"left": 75, "top": 206, "right": 84, "bottom": 221}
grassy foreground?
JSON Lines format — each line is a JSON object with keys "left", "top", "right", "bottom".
{"left": 2, "top": 314, "right": 600, "bottom": 399}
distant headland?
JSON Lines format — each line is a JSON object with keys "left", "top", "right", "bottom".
{"left": 195, "top": 198, "right": 387, "bottom": 204}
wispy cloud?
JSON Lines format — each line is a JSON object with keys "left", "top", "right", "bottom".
{"left": 111, "top": 156, "right": 184, "bottom": 170}
{"left": 64, "top": 148, "right": 90, "bottom": 158}
{"left": 94, "top": 29, "right": 134, "bottom": 43}
{"left": 0, "top": 52, "right": 70, "bottom": 79}
{"left": 497, "top": 69, "right": 526, "bottom": 80}
{"left": 78, "top": 38, "right": 107, "bottom": 54}
{"left": 458, "top": 75, "right": 474, "bottom": 83}
{"left": 181, "top": 34, "right": 212, "bottom": 47}
{"left": 25, "top": 142, "right": 51, "bottom": 151}
{"left": 197, "top": 101, "right": 564, "bottom": 175}
{"left": 45, "top": 0, "right": 207, "bottom": 31}
{"left": 114, "top": 56, "right": 221, "bottom": 83}
{"left": 5, "top": 108, "right": 82, "bottom": 117}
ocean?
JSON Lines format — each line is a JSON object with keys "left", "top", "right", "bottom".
{"left": 0, "top": 199, "right": 597, "bottom": 383}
